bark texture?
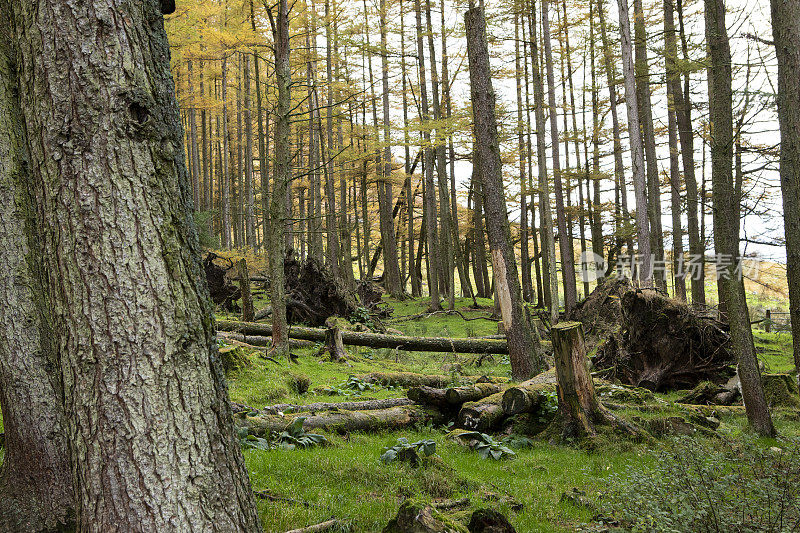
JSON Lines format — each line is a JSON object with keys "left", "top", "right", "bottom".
{"left": 11, "top": 0, "right": 261, "bottom": 529}
{"left": 0, "top": 7, "right": 74, "bottom": 529}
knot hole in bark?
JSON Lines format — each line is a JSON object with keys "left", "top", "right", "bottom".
{"left": 129, "top": 102, "right": 150, "bottom": 125}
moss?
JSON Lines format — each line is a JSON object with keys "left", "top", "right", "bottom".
{"left": 596, "top": 384, "right": 655, "bottom": 405}
{"left": 761, "top": 374, "right": 800, "bottom": 408}
{"left": 382, "top": 499, "right": 469, "bottom": 533}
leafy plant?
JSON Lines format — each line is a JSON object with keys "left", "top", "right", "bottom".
{"left": 607, "top": 436, "right": 800, "bottom": 532}
{"left": 275, "top": 417, "right": 328, "bottom": 450}
{"left": 237, "top": 427, "right": 271, "bottom": 451}
{"left": 340, "top": 375, "right": 374, "bottom": 393}
{"left": 501, "top": 434, "right": 535, "bottom": 450}
{"left": 380, "top": 437, "right": 437, "bottom": 467}
{"left": 457, "top": 431, "right": 517, "bottom": 460}
{"left": 537, "top": 390, "right": 559, "bottom": 424}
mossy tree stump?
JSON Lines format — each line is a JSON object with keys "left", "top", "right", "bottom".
{"left": 552, "top": 322, "right": 643, "bottom": 442}
{"left": 318, "top": 318, "right": 347, "bottom": 363}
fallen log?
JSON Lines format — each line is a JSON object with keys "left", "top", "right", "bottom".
{"left": 284, "top": 519, "right": 340, "bottom": 533}
{"left": 217, "top": 319, "right": 509, "bottom": 354}
{"left": 218, "top": 332, "right": 314, "bottom": 349}
{"left": 458, "top": 391, "right": 506, "bottom": 431}
{"left": 362, "top": 372, "right": 452, "bottom": 388}
{"left": 407, "top": 386, "right": 450, "bottom": 408}
{"left": 239, "top": 405, "right": 447, "bottom": 436}
{"left": 445, "top": 383, "right": 503, "bottom": 405}
{"left": 262, "top": 397, "right": 413, "bottom": 415}
{"left": 502, "top": 382, "right": 548, "bottom": 416}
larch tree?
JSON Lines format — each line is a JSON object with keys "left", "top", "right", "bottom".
{"left": 770, "top": 0, "right": 800, "bottom": 376}
{"left": 542, "top": 0, "right": 578, "bottom": 315}
{"left": 8, "top": 0, "right": 262, "bottom": 528}
{"left": 465, "top": 5, "right": 545, "bottom": 380}
{"left": 616, "top": 0, "right": 652, "bottom": 285}
{"left": 704, "top": 0, "right": 775, "bottom": 437}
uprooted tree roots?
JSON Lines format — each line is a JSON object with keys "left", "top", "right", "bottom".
{"left": 590, "top": 288, "right": 735, "bottom": 391}
{"left": 204, "top": 252, "right": 241, "bottom": 310}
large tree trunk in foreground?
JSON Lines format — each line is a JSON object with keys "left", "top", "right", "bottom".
{"left": 771, "top": 0, "right": 800, "bottom": 377}
{"left": 11, "top": 0, "right": 261, "bottom": 528}
{"left": 465, "top": 6, "right": 544, "bottom": 380}
{"left": 704, "top": 0, "right": 775, "bottom": 437}
{"left": 0, "top": 11, "right": 73, "bottom": 529}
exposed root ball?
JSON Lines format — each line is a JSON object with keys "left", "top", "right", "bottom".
{"left": 592, "top": 288, "right": 734, "bottom": 391}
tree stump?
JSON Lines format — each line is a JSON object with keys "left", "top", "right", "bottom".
{"left": 237, "top": 258, "right": 254, "bottom": 322}
{"left": 319, "top": 318, "right": 347, "bottom": 363}
{"left": 551, "top": 321, "right": 643, "bottom": 442}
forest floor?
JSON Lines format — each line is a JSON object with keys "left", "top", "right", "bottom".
{"left": 0, "top": 293, "right": 797, "bottom": 532}
{"left": 221, "top": 293, "right": 800, "bottom": 532}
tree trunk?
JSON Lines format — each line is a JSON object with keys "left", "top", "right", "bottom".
{"left": 705, "top": 0, "right": 775, "bottom": 437}
{"left": 0, "top": 14, "right": 74, "bottom": 528}
{"left": 676, "top": 0, "right": 705, "bottom": 305}
{"left": 270, "top": 0, "right": 292, "bottom": 354}
{"left": 664, "top": 0, "right": 687, "bottom": 301}
{"left": 10, "top": 0, "right": 262, "bottom": 527}
{"left": 633, "top": 0, "right": 666, "bottom": 291}
{"left": 238, "top": 258, "right": 254, "bottom": 322}
{"left": 542, "top": 0, "right": 578, "bottom": 315}
{"left": 770, "top": 0, "right": 800, "bottom": 376}
{"left": 515, "top": 12, "right": 533, "bottom": 303}
{"left": 415, "top": 0, "right": 441, "bottom": 311}
{"left": 551, "top": 322, "right": 640, "bottom": 441}
{"left": 243, "top": 52, "right": 256, "bottom": 248}
{"left": 466, "top": 6, "right": 545, "bottom": 380}
{"left": 616, "top": 0, "right": 652, "bottom": 285}
{"left": 217, "top": 319, "right": 510, "bottom": 354}
{"left": 528, "top": 0, "right": 559, "bottom": 322}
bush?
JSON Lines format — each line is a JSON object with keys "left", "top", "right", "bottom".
{"left": 606, "top": 436, "right": 800, "bottom": 532}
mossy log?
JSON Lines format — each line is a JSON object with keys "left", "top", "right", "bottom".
{"left": 217, "top": 332, "right": 314, "bottom": 349}
{"left": 261, "top": 397, "right": 413, "bottom": 415}
{"left": 407, "top": 386, "right": 450, "bottom": 408}
{"left": 457, "top": 391, "right": 506, "bottom": 431}
{"left": 362, "top": 372, "right": 452, "bottom": 388}
{"left": 239, "top": 405, "right": 447, "bottom": 436}
{"left": 217, "top": 319, "right": 509, "bottom": 354}
{"left": 407, "top": 383, "right": 502, "bottom": 408}
{"left": 501, "top": 382, "right": 548, "bottom": 416}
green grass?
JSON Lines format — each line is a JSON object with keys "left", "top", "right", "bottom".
{"left": 754, "top": 330, "right": 796, "bottom": 374}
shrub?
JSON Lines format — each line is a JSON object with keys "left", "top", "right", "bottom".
{"left": 380, "top": 437, "right": 437, "bottom": 467}
{"left": 606, "top": 436, "right": 800, "bottom": 532}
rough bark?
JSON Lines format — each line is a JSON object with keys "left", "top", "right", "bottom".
{"left": 705, "top": 0, "right": 775, "bottom": 436}
{"left": 0, "top": 9, "right": 74, "bottom": 528}
{"left": 269, "top": 0, "right": 292, "bottom": 353}
{"left": 466, "top": 6, "right": 544, "bottom": 380}
{"left": 770, "top": 0, "right": 800, "bottom": 375}
{"left": 11, "top": 0, "right": 261, "bottom": 528}
{"left": 237, "top": 258, "right": 254, "bottom": 322}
